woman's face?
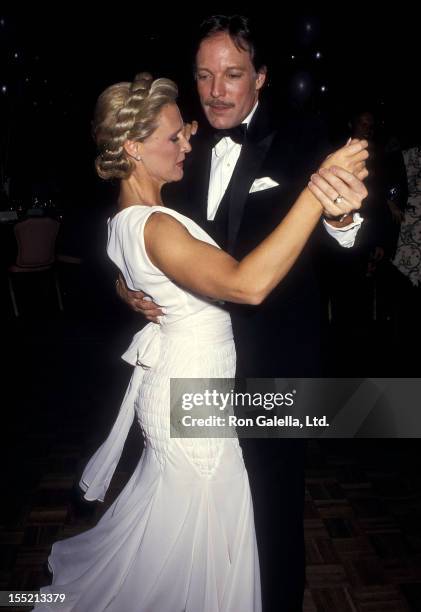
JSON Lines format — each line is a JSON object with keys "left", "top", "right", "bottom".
{"left": 139, "top": 103, "right": 192, "bottom": 185}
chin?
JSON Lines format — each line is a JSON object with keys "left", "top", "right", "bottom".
{"left": 208, "top": 116, "right": 233, "bottom": 129}
{"left": 168, "top": 170, "right": 184, "bottom": 183}
{"left": 206, "top": 111, "right": 235, "bottom": 129}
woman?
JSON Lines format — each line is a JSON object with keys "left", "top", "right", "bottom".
{"left": 34, "top": 73, "right": 367, "bottom": 611}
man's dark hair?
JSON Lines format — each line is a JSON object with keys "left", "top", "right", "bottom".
{"left": 194, "top": 14, "right": 267, "bottom": 73}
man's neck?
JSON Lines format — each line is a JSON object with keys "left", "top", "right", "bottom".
{"left": 242, "top": 101, "right": 259, "bottom": 127}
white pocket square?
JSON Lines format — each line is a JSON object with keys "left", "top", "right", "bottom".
{"left": 249, "top": 177, "right": 279, "bottom": 193}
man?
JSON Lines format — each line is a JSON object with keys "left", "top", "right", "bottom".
{"left": 118, "top": 15, "right": 365, "bottom": 611}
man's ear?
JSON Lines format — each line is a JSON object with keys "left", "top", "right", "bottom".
{"left": 256, "top": 66, "right": 267, "bottom": 91}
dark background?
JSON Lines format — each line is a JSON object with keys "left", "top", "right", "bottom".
{"left": 1, "top": 3, "right": 419, "bottom": 208}
{"left": 1, "top": 8, "right": 421, "bottom": 608}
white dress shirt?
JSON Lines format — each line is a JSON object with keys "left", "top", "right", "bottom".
{"left": 207, "top": 104, "right": 258, "bottom": 221}
{"left": 207, "top": 102, "right": 362, "bottom": 247}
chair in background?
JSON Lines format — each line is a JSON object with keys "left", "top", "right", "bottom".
{"left": 8, "top": 217, "right": 63, "bottom": 316}
{"left": 56, "top": 254, "right": 83, "bottom": 265}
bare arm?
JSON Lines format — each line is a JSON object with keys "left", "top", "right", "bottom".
{"left": 145, "top": 187, "right": 322, "bottom": 305}
{"left": 119, "top": 139, "right": 369, "bottom": 311}
{"left": 146, "top": 167, "right": 367, "bottom": 305}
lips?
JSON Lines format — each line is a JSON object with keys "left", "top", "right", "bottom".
{"left": 210, "top": 106, "right": 230, "bottom": 114}
{"left": 206, "top": 102, "right": 234, "bottom": 113}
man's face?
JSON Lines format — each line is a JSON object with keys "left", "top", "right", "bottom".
{"left": 195, "top": 32, "right": 266, "bottom": 129}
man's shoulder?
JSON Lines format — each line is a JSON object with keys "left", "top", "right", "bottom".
{"left": 273, "top": 112, "right": 329, "bottom": 147}
{"left": 247, "top": 102, "right": 329, "bottom": 161}
{"left": 251, "top": 97, "right": 327, "bottom": 131}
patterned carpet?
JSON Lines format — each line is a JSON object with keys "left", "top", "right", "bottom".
{"left": 1, "top": 291, "right": 421, "bottom": 611}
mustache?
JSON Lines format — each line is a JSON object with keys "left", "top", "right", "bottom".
{"left": 205, "top": 101, "right": 234, "bottom": 109}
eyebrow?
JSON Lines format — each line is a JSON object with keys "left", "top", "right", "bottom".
{"left": 196, "top": 65, "right": 245, "bottom": 72}
{"left": 169, "top": 125, "right": 184, "bottom": 138}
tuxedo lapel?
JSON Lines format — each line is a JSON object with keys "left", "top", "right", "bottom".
{"left": 173, "top": 133, "right": 212, "bottom": 225}
{"left": 196, "top": 138, "right": 213, "bottom": 225}
{"left": 227, "top": 106, "right": 276, "bottom": 253}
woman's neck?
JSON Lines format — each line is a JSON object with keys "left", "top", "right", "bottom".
{"left": 118, "top": 174, "right": 163, "bottom": 209}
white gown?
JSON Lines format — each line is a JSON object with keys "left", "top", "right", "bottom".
{"left": 34, "top": 205, "right": 261, "bottom": 612}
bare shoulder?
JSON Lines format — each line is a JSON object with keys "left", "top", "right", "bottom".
{"left": 144, "top": 211, "right": 190, "bottom": 245}
{"left": 143, "top": 210, "right": 196, "bottom": 270}
{"left": 145, "top": 211, "right": 186, "bottom": 231}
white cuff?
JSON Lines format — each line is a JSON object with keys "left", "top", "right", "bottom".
{"left": 323, "top": 212, "right": 364, "bottom": 248}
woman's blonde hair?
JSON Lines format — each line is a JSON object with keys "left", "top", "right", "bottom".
{"left": 93, "top": 72, "right": 178, "bottom": 180}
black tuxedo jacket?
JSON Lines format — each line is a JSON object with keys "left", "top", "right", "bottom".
{"left": 163, "top": 101, "right": 331, "bottom": 377}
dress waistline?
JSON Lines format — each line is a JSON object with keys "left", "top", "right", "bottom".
{"left": 79, "top": 315, "right": 233, "bottom": 502}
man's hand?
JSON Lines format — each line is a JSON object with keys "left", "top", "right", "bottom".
{"left": 116, "top": 273, "right": 163, "bottom": 323}
{"left": 321, "top": 138, "right": 369, "bottom": 177}
{"left": 323, "top": 212, "right": 355, "bottom": 228}
{"left": 315, "top": 139, "right": 368, "bottom": 223}
{"left": 308, "top": 166, "right": 368, "bottom": 220}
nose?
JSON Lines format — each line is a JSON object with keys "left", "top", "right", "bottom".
{"left": 210, "top": 76, "right": 225, "bottom": 99}
{"left": 180, "top": 135, "right": 192, "bottom": 154}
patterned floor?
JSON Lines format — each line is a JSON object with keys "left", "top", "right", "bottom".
{"left": 1, "top": 295, "right": 421, "bottom": 611}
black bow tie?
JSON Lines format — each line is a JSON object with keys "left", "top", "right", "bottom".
{"left": 213, "top": 124, "right": 247, "bottom": 145}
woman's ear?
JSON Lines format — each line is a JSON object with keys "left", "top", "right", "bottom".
{"left": 124, "top": 140, "right": 142, "bottom": 162}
